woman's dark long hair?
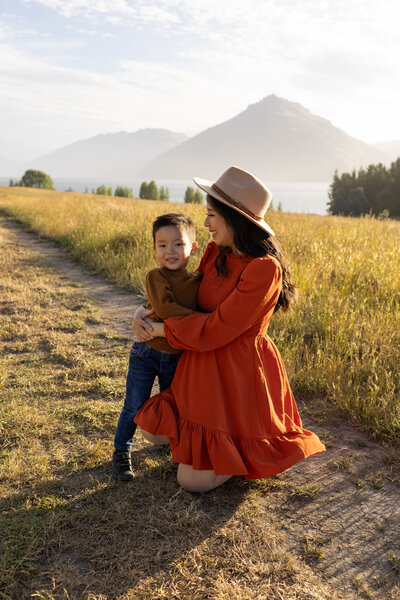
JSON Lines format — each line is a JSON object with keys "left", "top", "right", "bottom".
{"left": 207, "top": 194, "right": 297, "bottom": 312}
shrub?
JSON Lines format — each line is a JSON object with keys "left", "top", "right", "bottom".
{"left": 19, "top": 169, "right": 54, "bottom": 190}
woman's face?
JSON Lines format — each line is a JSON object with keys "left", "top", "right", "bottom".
{"left": 204, "top": 200, "right": 235, "bottom": 248}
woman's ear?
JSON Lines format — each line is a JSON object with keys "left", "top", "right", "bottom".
{"left": 190, "top": 241, "right": 198, "bottom": 255}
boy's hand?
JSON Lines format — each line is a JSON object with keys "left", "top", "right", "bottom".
{"left": 132, "top": 307, "right": 155, "bottom": 342}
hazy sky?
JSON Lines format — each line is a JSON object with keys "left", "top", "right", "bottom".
{"left": 1, "top": 0, "right": 399, "bottom": 161}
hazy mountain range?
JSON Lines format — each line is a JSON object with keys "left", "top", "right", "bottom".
{"left": 26, "top": 129, "right": 188, "bottom": 179}
{"left": 1, "top": 95, "right": 398, "bottom": 182}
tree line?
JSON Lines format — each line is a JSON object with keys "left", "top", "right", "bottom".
{"left": 139, "top": 182, "right": 203, "bottom": 203}
{"left": 328, "top": 158, "right": 400, "bottom": 218}
{"left": 10, "top": 171, "right": 205, "bottom": 204}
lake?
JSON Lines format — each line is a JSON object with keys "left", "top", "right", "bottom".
{"left": 0, "top": 177, "right": 330, "bottom": 215}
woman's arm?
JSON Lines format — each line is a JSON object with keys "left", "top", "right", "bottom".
{"left": 164, "top": 257, "right": 281, "bottom": 352}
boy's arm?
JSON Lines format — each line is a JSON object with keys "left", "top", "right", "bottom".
{"left": 146, "top": 269, "right": 199, "bottom": 320}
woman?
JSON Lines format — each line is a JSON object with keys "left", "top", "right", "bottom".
{"left": 133, "top": 166, "right": 325, "bottom": 493}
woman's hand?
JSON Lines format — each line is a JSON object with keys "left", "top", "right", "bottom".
{"left": 132, "top": 307, "right": 155, "bottom": 342}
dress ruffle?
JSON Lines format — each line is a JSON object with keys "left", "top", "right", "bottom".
{"left": 135, "top": 390, "right": 325, "bottom": 480}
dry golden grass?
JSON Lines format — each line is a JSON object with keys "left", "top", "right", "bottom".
{"left": 0, "top": 221, "right": 340, "bottom": 599}
{"left": 0, "top": 186, "right": 399, "bottom": 448}
{"left": 0, "top": 187, "right": 210, "bottom": 294}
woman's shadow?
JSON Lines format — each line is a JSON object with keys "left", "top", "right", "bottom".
{"left": 2, "top": 443, "right": 248, "bottom": 599}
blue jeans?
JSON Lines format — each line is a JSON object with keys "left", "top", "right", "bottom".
{"left": 114, "top": 342, "right": 180, "bottom": 451}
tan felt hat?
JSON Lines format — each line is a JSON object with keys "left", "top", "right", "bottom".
{"left": 193, "top": 166, "right": 275, "bottom": 236}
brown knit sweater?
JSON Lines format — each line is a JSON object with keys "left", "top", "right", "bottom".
{"left": 145, "top": 267, "right": 202, "bottom": 353}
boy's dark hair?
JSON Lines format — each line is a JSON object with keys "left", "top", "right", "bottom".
{"left": 152, "top": 213, "right": 196, "bottom": 244}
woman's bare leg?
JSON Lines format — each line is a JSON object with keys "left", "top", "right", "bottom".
{"left": 139, "top": 428, "right": 169, "bottom": 445}
{"left": 177, "top": 463, "right": 232, "bottom": 493}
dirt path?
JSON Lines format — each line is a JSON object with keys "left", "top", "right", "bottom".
{"left": 1, "top": 216, "right": 145, "bottom": 335}
{"left": 2, "top": 215, "right": 400, "bottom": 600}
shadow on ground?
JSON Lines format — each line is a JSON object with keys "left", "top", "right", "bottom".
{"left": 1, "top": 444, "right": 248, "bottom": 599}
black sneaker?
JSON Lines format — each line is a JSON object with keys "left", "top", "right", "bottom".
{"left": 112, "top": 450, "right": 134, "bottom": 481}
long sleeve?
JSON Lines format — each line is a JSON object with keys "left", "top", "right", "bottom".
{"left": 146, "top": 269, "right": 199, "bottom": 320}
{"left": 164, "top": 256, "right": 281, "bottom": 352}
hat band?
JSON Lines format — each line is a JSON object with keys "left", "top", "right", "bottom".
{"left": 211, "top": 184, "right": 263, "bottom": 222}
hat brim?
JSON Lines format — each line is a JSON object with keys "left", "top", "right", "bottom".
{"left": 193, "top": 176, "right": 275, "bottom": 236}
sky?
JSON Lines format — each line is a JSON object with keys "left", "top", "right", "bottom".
{"left": 1, "top": 0, "right": 400, "bottom": 162}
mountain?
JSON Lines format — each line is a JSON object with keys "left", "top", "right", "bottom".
{"left": 27, "top": 129, "right": 188, "bottom": 179}
{"left": 373, "top": 140, "right": 400, "bottom": 162}
{"left": 139, "top": 96, "right": 388, "bottom": 182}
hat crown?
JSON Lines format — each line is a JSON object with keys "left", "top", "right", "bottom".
{"left": 193, "top": 165, "right": 275, "bottom": 236}
{"left": 214, "top": 166, "right": 272, "bottom": 219}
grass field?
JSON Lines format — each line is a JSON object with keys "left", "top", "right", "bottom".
{"left": 0, "top": 219, "right": 340, "bottom": 599}
{"left": 1, "top": 186, "right": 399, "bottom": 447}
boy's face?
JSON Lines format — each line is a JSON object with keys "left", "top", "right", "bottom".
{"left": 153, "top": 225, "right": 197, "bottom": 270}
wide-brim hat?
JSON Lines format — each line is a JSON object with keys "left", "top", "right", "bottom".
{"left": 193, "top": 166, "right": 275, "bottom": 236}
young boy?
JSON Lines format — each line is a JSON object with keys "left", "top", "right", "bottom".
{"left": 112, "top": 213, "right": 202, "bottom": 481}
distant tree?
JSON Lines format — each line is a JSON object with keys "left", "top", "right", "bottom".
{"left": 20, "top": 169, "right": 54, "bottom": 189}
{"left": 139, "top": 181, "right": 149, "bottom": 199}
{"left": 376, "top": 189, "right": 396, "bottom": 216}
{"left": 277, "top": 201, "right": 283, "bottom": 212}
{"left": 184, "top": 187, "right": 203, "bottom": 204}
{"left": 328, "top": 169, "right": 358, "bottom": 215}
{"left": 159, "top": 186, "right": 170, "bottom": 201}
{"left": 184, "top": 186, "right": 195, "bottom": 203}
{"left": 385, "top": 158, "right": 400, "bottom": 216}
{"left": 95, "top": 185, "right": 112, "bottom": 196}
{"left": 84, "top": 187, "right": 89, "bottom": 194}
{"left": 193, "top": 189, "right": 204, "bottom": 204}
{"left": 147, "top": 180, "right": 159, "bottom": 200}
{"left": 327, "top": 171, "right": 347, "bottom": 214}
{"left": 347, "top": 187, "right": 368, "bottom": 216}
{"left": 114, "top": 186, "right": 133, "bottom": 198}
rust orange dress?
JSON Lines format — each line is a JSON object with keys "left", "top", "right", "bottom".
{"left": 134, "top": 242, "right": 325, "bottom": 479}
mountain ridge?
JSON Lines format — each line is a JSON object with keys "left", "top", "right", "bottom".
{"left": 139, "top": 95, "right": 388, "bottom": 182}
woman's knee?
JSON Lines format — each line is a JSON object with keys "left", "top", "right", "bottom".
{"left": 139, "top": 428, "right": 169, "bottom": 445}
{"left": 177, "top": 464, "right": 232, "bottom": 493}
{"left": 177, "top": 465, "right": 204, "bottom": 492}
